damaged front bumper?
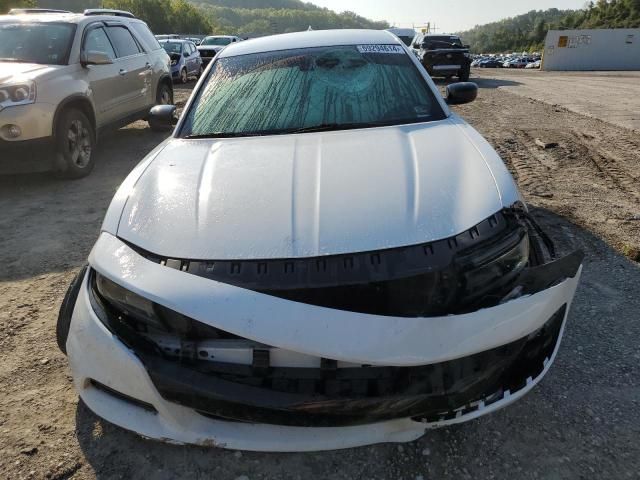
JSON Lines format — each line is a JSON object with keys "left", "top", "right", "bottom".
{"left": 66, "top": 210, "right": 583, "bottom": 451}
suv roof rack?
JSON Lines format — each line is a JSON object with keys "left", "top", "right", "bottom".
{"left": 83, "top": 9, "right": 135, "bottom": 18}
{"left": 9, "top": 8, "right": 72, "bottom": 14}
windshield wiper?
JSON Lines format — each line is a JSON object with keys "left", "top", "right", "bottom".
{"left": 184, "top": 132, "right": 268, "bottom": 139}
{"left": 287, "top": 122, "right": 393, "bottom": 134}
{"left": 185, "top": 121, "right": 420, "bottom": 139}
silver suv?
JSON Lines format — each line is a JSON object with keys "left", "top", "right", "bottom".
{"left": 0, "top": 9, "right": 173, "bottom": 178}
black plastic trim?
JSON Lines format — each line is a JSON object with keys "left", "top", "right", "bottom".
{"left": 89, "top": 379, "right": 157, "bottom": 413}
{"left": 122, "top": 208, "right": 582, "bottom": 317}
{"left": 124, "top": 306, "right": 567, "bottom": 427}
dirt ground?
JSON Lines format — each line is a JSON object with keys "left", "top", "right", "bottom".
{"left": 1, "top": 77, "right": 639, "bottom": 480}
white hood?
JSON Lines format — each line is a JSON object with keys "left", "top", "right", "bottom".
{"left": 116, "top": 120, "right": 513, "bottom": 260}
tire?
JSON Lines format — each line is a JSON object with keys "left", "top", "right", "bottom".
{"left": 180, "top": 68, "right": 188, "bottom": 84}
{"left": 56, "top": 265, "right": 88, "bottom": 355}
{"left": 197, "top": 64, "right": 204, "bottom": 78}
{"left": 459, "top": 66, "right": 470, "bottom": 82}
{"left": 54, "top": 108, "right": 95, "bottom": 179}
{"left": 155, "top": 81, "right": 173, "bottom": 107}
{"left": 150, "top": 81, "right": 175, "bottom": 132}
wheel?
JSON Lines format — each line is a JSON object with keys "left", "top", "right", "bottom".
{"left": 459, "top": 66, "right": 470, "bottom": 82}
{"left": 180, "top": 68, "right": 188, "bottom": 84}
{"left": 197, "top": 64, "right": 204, "bottom": 78}
{"left": 156, "top": 82, "right": 174, "bottom": 106}
{"left": 150, "top": 82, "right": 175, "bottom": 132}
{"left": 56, "top": 265, "right": 88, "bottom": 355}
{"left": 54, "top": 109, "right": 95, "bottom": 179}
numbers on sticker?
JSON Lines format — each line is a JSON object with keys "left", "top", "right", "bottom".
{"left": 357, "top": 45, "right": 405, "bottom": 54}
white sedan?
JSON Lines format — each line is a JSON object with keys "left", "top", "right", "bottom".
{"left": 57, "top": 29, "right": 582, "bottom": 452}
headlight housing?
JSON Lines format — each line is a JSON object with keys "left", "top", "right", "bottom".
{"left": 91, "top": 271, "right": 237, "bottom": 340}
{"left": 459, "top": 232, "right": 530, "bottom": 303}
{"left": 0, "top": 80, "right": 37, "bottom": 111}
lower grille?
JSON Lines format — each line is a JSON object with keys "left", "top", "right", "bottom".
{"left": 122, "top": 306, "right": 566, "bottom": 427}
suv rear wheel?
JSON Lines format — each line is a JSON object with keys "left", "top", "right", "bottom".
{"left": 156, "top": 82, "right": 173, "bottom": 106}
{"left": 149, "top": 83, "right": 175, "bottom": 132}
{"left": 54, "top": 108, "right": 95, "bottom": 179}
{"left": 180, "top": 68, "right": 188, "bottom": 84}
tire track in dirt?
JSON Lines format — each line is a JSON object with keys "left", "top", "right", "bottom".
{"left": 568, "top": 131, "right": 640, "bottom": 201}
{"left": 494, "top": 131, "right": 554, "bottom": 199}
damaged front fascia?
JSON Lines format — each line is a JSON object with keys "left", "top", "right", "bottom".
{"left": 122, "top": 207, "right": 584, "bottom": 318}
{"left": 89, "top": 279, "right": 567, "bottom": 426}
{"left": 85, "top": 208, "right": 582, "bottom": 427}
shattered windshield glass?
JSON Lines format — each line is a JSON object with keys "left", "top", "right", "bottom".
{"left": 181, "top": 45, "right": 445, "bottom": 138}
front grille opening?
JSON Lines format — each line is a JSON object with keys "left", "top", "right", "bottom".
{"left": 89, "top": 379, "right": 157, "bottom": 414}
{"left": 122, "top": 208, "right": 570, "bottom": 318}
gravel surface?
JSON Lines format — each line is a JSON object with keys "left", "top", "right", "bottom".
{"left": 0, "top": 80, "right": 639, "bottom": 480}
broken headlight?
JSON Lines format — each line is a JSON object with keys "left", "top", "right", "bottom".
{"left": 459, "top": 233, "right": 530, "bottom": 303}
{"left": 91, "top": 271, "right": 236, "bottom": 339}
{"left": 94, "top": 272, "right": 170, "bottom": 332}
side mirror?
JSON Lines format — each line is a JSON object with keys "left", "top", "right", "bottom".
{"left": 148, "top": 105, "right": 177, "bottom": 131}
{"left": 81, "top": 51, "right": 113, "bottom": 66}
{"left": 445, "top": 82, "right": 478, "bottom": 105}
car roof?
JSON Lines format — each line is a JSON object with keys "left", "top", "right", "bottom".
{"left": 218, "top": 29, "right": 401, "bottom": 58}
{"left": 0, "top": 11, "right": 140, "bottom": 25}
{"left": 386, "top": 28, "right": 415, "bottom": 35}
{"left": 421, "top": 34, "right": 460, "bottom": 38}
{"left": 160, "top": 39, "right": 189, "bottom": 43}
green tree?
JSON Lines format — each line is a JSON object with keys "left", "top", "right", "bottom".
{"left": 1, "top": 0, "right": 36, "bottom": 13}
{"left": 101, "top": 0, "right": 215, "bottom": 34}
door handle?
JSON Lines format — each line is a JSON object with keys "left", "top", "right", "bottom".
{"left": 118, "top": 69, "right": 128, "bottom": 76}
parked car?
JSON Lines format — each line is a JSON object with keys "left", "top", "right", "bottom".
{"left": 160, "top": 39, "right": 203, "bottom": 84}
{"left": 525, "top": 59, "right": 542, "bottom": 69}
{"left": 385, "top": 27, "right": 416, "bottom": 47}
{"left": 411, "top": 33, "right": 471, "bottom": 81}
{"left": 184, "top": 36, "right": 202, "bottom": 46}
{"left": 0, "top": 9, "right": 173, "bottom": 178}
{"left": 197, "top": 35, "right": 242, "bottom": 66}
{"left": 57, "top": 29, "right": 583, "bottom": 452}
{"left": 505, "top": 57, "right": 529, "bottom": 68}
{"left": 480, "top": 58, "right": 503, "bottom": 68}
{"left": 155, "top": 34, "right": 180, "bottom": 41}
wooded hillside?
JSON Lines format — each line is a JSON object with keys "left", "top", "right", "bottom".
{"left": 460, "top": 1, "right": 640, "bottom": 53}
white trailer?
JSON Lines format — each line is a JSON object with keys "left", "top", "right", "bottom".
{"left": 543, "top": 28, "right": 640, "bottom": 71}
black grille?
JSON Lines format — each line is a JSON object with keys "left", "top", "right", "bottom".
{"left": 131, "top": 306, "right": 567, "bottom": 427}
{"left": 123, "top": 209, "right": 540, "bottom": 317}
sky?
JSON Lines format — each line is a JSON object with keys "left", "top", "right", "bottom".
{"left": 310, "top": 0, "right": 589, "bottom": 32}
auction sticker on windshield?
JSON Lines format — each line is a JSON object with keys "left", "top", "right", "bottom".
{"left": 357, "top": 45, "right": 404, "bottom": 54}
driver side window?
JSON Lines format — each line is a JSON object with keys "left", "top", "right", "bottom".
{"left": 84, "top": 27, "right": 116, "bottom": 60}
